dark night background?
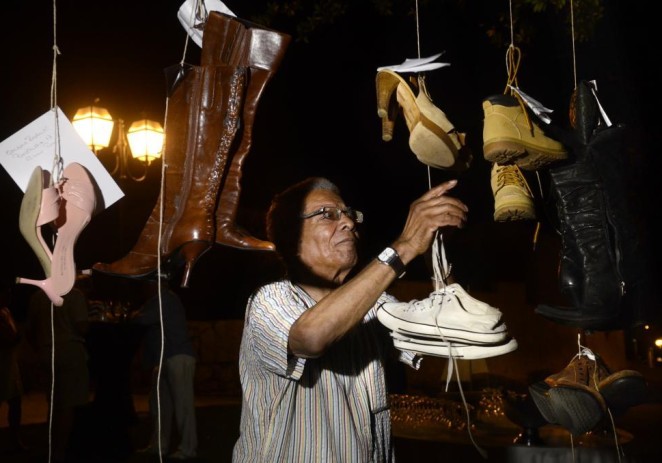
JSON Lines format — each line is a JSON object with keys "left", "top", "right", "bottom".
{"left": 1, "top": 0, "right": 660, "bottom": 322}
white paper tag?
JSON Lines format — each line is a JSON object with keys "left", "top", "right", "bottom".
{"left": 0, "top": 107, "right": 124, "bottom": 209}
{"left": 509, "top": 85, "right": 554, "bottom": 124}
{"left": 378, "top": 52, "right": 451, "bottom": 73}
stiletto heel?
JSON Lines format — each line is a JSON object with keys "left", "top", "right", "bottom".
{"left": 51, "top": 162, "right": 96, "bottom": 297}
{"left": 167, "top": 241, "right": 213, "bottom": 288}
{"left": 375, "top": 69, "right": 469, "bottom": 170}
{"left": 15, "top": 277, "right": 64, "bottom": 306}
{"left": 18, "top": 166, "right": 60, "bottom": 277}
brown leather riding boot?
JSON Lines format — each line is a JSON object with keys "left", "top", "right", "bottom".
{"left": 160, "top": 65, "right": 245, "bottom": 287}
{"left": 91, "top": 64, "right": 202, "bottom": 280}
{"left": 202, "top": 12, "right": 291, "bottom": 251}
{"left": 92, "top": 64, "right": 246, "bottom": 286}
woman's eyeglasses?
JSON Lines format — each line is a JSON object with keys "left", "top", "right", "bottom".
{"left": 300, "top": 206, "right": 364, "bottom": 223}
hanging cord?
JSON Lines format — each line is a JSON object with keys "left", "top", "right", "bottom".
{"left": 572, "top": 333, "right": 623, "bottom": 462}
{"left": 414, "top": 0, "right": 421, "bottom": 59}
{"left": 412, "top": 0, "right": 437, "bottom": 185}
{"left": 49, "top": 0, "right": 63, "bottom": 185}
{"left": 46, "top": 2, "right": 62, "bottom": 462}
{"left": 504, "top": 0, "right": 542, "bottom": 249}
{"left": 429, "top": 232, "right": 487, "bottom": 459}
{"left": 570, "top": 0, "right": 577, "bottom": 90}
{"left": 152, "top": 3, "right": 205, "bottom": 460}
{"left": 180, "top": 0, "right": 201, "bottom": 66}
{"left": 48, "top": 302, "right": 55, "bottom": 463}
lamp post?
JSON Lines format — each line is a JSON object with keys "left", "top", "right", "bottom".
{"left": 72, "top": 103, "right": 164, "bottom": 182}
{"left": 72, "top": 103, "right": 165, "bottom": 258}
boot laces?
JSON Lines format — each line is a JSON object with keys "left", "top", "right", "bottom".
{"left": 495, "top": 164, "right": 533, "bottom": 196}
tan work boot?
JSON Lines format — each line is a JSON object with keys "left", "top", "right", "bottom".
{"left": 483, "top": 94, "right": 567, "bottom": 170}
{"left": 491, "top": 163, "right": 536, "bottom": 221}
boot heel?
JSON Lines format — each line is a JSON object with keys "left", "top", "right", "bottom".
{"left": 169, "top": 241, "right": 212, "bottom": 288}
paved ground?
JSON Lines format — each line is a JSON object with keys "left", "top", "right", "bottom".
{"left": 2, "top": 390, "right": 662, "bottom": 463}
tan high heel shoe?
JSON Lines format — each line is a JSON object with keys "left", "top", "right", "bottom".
{"left": 376, "top": 70, "right": 470, "bottom": 170}
{"left": 18, "top": 166, "right": 60, "bottom": 277}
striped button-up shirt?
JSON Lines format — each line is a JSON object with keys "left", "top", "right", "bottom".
{"left": 232, "top": 280, "right": 420, "bottom": 462}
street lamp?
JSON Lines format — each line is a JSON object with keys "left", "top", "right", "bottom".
{"left": 72, "top": 104, "right": 164, "bottom": 182}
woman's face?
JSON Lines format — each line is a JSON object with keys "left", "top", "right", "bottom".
{"left": 297, "top": 189, "right": 359, "bottom": 285}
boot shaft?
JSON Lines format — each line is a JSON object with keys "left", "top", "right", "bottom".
{"left": 549, "top": 158, "right": 623, "bottom": 313}
{"left": 201, "top": 11, "right": 291, "bottom": 72}
{"left": 199, "top": 11, "right": 291, "bottom": 250}
{"left": 161, "top": 64, "right": 246, "bottom": 255}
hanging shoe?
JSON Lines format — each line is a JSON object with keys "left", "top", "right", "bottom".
{"left": 17, "top": 162, "right": 96, "bottom": 305}
{"left": 201, "top": 11, "right": 291, "bottom": 251}
{"left": 598, "top": 368, "right": 648, "bottom": 416}
{"left": 376, "top": 69, "right": 469, "bottom": 170}
{"left": 95, "top": 65, "right": 246, "bottom": 287}
{"left": 51, "top": 162, "right": 96, "bottom": 297}
{"left": 482, "top": 94, "right": 567, "bottom": 170}
{"left": 530, "top": 348, "right": 607, "bottom": 436}
{"left": 377, "top": 286, "right": 508, "bottom": 344}
{"left": 491, "top": 162, "right": 536, "bottom": 221}
{"left": 18, "top": 166, "right": 60, "bottom": 276}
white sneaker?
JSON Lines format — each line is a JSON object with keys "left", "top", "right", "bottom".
{"left": 377, "top": 287, "right": 508, "bottom": 345}
{"left": 391, "top": 333, "right": 518, "bottom": 359}
{"left": 442, "top": 283, "right": 502, "bottom": 316}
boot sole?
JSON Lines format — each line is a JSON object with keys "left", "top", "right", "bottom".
{"left": 494, "top": 200, "right": 536, "bottom": 221}
{"left": 484, "top": 140, "right": 567, "bottom": 170}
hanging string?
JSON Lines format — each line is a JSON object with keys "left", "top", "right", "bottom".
{"left": 412, "top": 0, "right": 434, "bottom": 188}
{"left": 570, "top": 0, "right": 578, "bottom": 89}
{"left": 151, "top": 2, "right": 204, "bottom": 460}
{"left": 505, "top": 0, "right": 543, "bottom": 250}
{"left": 414, "top": 0, "right": 422, "bottom": 59}
{"left": 49, "top": 0, "right": 63, "bottom": 186}
{"left": 46, "top": 2, "right": 62, "bottom": 461}
{"left": 508, "top": 0, "right": 515, "bottom": 46}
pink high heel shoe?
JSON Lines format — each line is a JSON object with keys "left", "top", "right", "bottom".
{"left": 50, "top": 162, "right": 96, "bottom": 297}
{"left": 18, "top": 166, "right": 61, "bottom": 276}
{"left": 16, "top": 163, "right": 96, "bottom": 306}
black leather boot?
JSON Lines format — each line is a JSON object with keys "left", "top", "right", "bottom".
{"left": 535, "top": 81, "right": 652, "bottom": 330}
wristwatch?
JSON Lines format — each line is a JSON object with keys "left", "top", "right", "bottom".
{"left": 376, "top": 247, "right": 406, "bottom": 278}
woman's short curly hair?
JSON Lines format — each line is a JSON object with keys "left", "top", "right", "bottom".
{"left": 266, "top": 177, "right": 340, "bottom": 278}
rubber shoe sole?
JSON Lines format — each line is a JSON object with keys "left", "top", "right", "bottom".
{"left": 483, "top": 94, "right": 567, "bottom": 170}
{"left": 391, "top": 333, "right": 518, "bottom": 359}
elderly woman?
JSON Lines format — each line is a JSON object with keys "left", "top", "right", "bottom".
{"left": 232, "top": 177, "right": 467, "bottom": 462}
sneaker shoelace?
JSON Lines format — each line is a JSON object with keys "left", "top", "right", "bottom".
{"left": 429, "top": 232, "right": 488, "bottom": 459}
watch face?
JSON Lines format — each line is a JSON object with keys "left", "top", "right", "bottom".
{"left": 379, "top": 247, "right": 396, "bottom": 262}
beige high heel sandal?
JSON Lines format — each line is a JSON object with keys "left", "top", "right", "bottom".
{"left": 376, "top": 69, "right": 469, "bottom": 170}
